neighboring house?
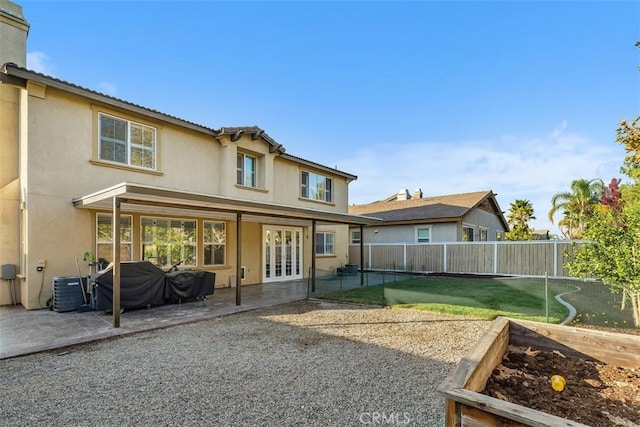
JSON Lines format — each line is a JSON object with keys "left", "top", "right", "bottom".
{"left": 348, "top": 189, "right": 509, "bottom": 245}
{"left": 0, "top": 0, "right": 378, "bottom": 309}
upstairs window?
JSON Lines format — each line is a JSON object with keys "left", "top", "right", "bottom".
{"left": 301, "top": 171, "right": 332, "bottom": 203}
{"left": 237, "top": 153, "right": 257, "bottom": 187}
{"left": 315, "top": 232, "right": 335, "bottom": 255}
{"left": 99, "top": 113, "right": 156, "bottom": 170}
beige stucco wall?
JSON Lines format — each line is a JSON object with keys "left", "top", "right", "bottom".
{"left": 0, "top": 76, "right": 21, "bottom": 305}
{"left": 4, "top": 81, "right": 355, "bottom": 308}
{"left": 314, "top": 224, "right": 350, "bottom": 273}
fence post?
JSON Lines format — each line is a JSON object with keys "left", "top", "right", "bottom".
{"left": 553, "top": 240, "right": 558, "bottom": 278}
{"left": 493, "top": 241, "right": 498, "bottom": 275}
{"left": 404, "top": 243, "right": 407, "bottom": 272}
{"left": 443, "top": 243, "right": 447, "bottom": 272}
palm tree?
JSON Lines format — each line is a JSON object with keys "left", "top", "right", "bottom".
{"left": 505, "top": 199, "right": 535, "bottom": 240}
{"left": 548, "top": 178, "right": 604, "bottom": 239}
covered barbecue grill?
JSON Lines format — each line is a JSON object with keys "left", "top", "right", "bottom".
{"left": 165, "top": 270, "right": 215, "bottom": 302}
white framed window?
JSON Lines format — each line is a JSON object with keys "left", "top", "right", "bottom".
{"left": 99, "top": 113, "right": 156, "bottom": 170}
{"left": 496, "top": 231, "right": 504, "bottom": 241}
{"left": 479, "top": 228, "right": 488, "bottom": 242}
{"left": 315, "top": 232, "right": 335, "bottom": 255}
{"left": 462, "top": 225, "right": 474, "bottom": 242}
{"left": 415, "top": 226, "right": 431, "bottom": 243}
{"left": 141, "top": 217, "right": 196, "bottom": 268}
{"left": 301, "top": 171, "right": 332, "bottom": 203}
{"left": 96, "top": 213, "right": 133, "bottom": 268}
{"left": 237, "top": 152, "right": 257, "bottom": 187}
{"left": 351, "top": 230, "right": 361, "bottom": 245}
{"left": 204, "top": 221, "right": 226, "bottom": 266}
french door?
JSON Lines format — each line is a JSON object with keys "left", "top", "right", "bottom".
{"left": 263, "top": 226, "right": 303, "bottom": 282}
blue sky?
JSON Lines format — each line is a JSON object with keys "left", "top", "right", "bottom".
{"left": 20, "top": 0, "right": 640, "bottom": 236}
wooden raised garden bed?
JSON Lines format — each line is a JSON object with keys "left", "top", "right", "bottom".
{"left": 439, "top": 317, "right": 640, "bottom": 426}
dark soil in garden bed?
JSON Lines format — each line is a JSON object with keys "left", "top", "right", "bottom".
{"left": 482, "top": 345, "right": 640, "bottom": 426}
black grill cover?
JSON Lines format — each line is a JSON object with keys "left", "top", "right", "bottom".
{"left": 94, "top": 261, "right": 166, "bottom": 310}
{"left": 165, "top": 270, "right": 215, "bottom": 300}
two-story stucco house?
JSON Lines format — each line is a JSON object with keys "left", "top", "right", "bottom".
{"left": 348, "top": 189, "right": 509, "bottom": 245}
{"left": 0, "top": 0, "right": 378, "bottom": 310}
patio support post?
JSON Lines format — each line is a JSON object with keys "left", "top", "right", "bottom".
{"left": 359, "top": 224, "right": 364, "bottom": 286}
{"left": 112, "top": 197, "right": 121, "bottom": 328}
{"left": 236, "top": 211, "right": 242, "bottom": 306}
{"left": 311, "top": 220, "right": 316, "bottom": 292}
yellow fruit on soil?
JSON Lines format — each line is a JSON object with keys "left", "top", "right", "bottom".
{"left": 550, "top": 375, "right": 566, "bottom": 392}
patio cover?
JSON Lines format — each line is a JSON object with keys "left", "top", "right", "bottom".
{"left": 72, "top": 182, "right": 382, "bottom": 327}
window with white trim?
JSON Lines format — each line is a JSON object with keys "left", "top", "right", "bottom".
{"left": 204, "top": 221, "right": 226, "bottom": 266}
{"left": 415, "top": 226, "right": 431, "bottom": 243}
{"left": 315, "top": 232, "right": 335, "bottom": 255}
{"left": 351, "top": 230, "right": 361, "bottom": 245}
{"left": 96, "top": 213, "right": 133, "bottom": 268}
{"left": 237, "top": 152, "right": 257, "bottom": 187}
{"left": 99, "top": 113, "right": 156, "bottom": 170}
{"left": 141, "top": 217, "right": 196, "bottom": 268}
{"left": 496, "top": 231, "right": 503, "bottom": 241}
{"left": 301, "top": 171, "right": 332, "bottom": 203}
{"left": 463, "top": 226, "right": 474, "bottom": 242}
{"left": 479, "top": 228, "right": 488, "bottom": 241}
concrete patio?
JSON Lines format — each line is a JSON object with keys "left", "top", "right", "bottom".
{"left": 0, "top": 280, "right": 308, "bottom": 360}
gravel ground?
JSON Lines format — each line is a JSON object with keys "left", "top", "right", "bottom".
{"left": 0, "top": 300, "right": 491, "bottom": 427}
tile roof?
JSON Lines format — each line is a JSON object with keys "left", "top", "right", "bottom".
{"left": 348, "top": 190, "right": 499, "bottom": 223}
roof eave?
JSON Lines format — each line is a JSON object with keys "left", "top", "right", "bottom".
{"left": 2, "top": 63, "right": 217, "bottom": 135}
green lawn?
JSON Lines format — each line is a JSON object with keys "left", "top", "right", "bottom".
{"left": 560, "top": 280, "right": 636, "bottom": 328}
{"left": 320, "top": 276, "right": 577, "bottom": 323}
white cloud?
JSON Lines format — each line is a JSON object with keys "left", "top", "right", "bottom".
{"left": 97, "top": 82, "right": 117, "bottom": 96}
{"left": 26, "top": 51, "right": 55, "bottom": 76}
{"left": 339, "top": 123, "right": 625, "bottom": 236}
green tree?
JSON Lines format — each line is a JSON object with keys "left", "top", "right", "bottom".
{"left": 567, "top": 203, "right": 640, "bottom": 326}
{"left": 505, "top": 199, "right": 535, "bottom": 241}
{"left": 548, "top": 178, "right": 604, "bottom": 239}
{"left": 567, "top": 115, "right": 640, "bottom": 327}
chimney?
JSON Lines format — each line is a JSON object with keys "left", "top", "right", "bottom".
{"left": 413, "top": 188, "right": 423, "bottom": 199}
{"left": 0, "top": 0, "right": 29, "bottom": 67}
{"left": 397, "top": 189, "right": 410, "bottom": 201}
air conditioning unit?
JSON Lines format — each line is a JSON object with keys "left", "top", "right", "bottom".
{"left": 52, "top": 276, "right": 85, "bottom": 313}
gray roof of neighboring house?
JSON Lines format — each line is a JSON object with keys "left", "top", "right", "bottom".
{"left": 349, "top": 190, "right": 509, "bottom": 229}
{"left": 0, "top": 63, "right": 357, "bottom": 181}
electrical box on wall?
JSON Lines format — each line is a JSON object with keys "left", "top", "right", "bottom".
{"left": 1, "top": 264, "right": 16, "bottom": 280}
{"left": 37, "top": 260, "right": 46, "bottom": 271}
